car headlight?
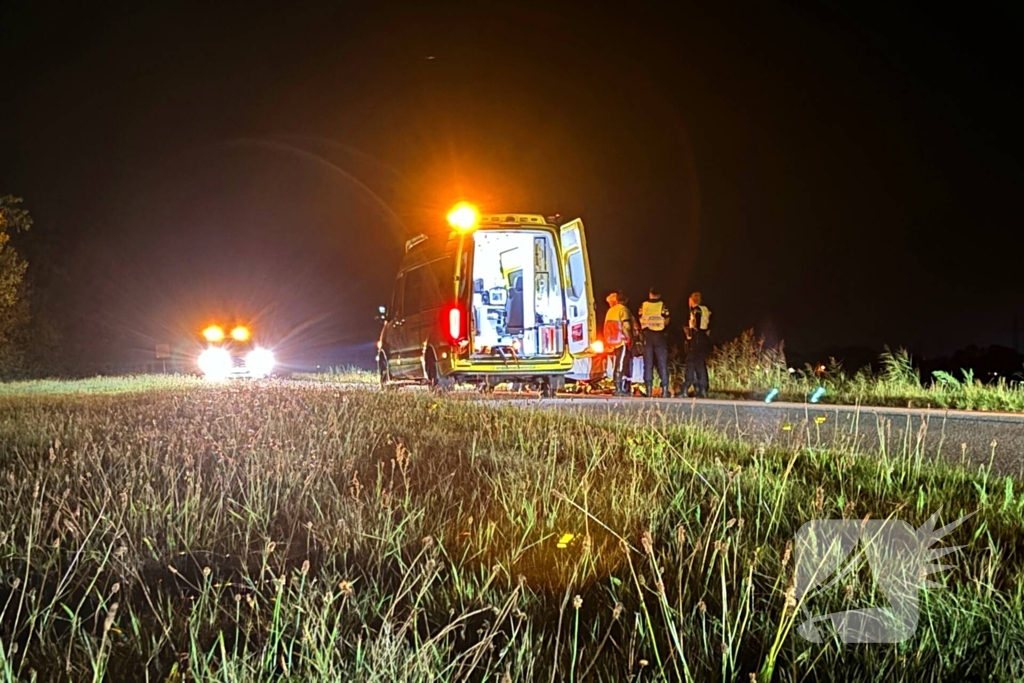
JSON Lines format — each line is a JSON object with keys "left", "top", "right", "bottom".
{"left": 245, "top": 347, "right": 275, "bottom": 377}
{"left": 198, "top": 347, "right": 231, "bottom": 379}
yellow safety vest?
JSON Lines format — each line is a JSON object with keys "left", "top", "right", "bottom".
{"left": 640, "top": 301, "right": 666, "bottom": 331}
{"left": 604, "top": 304, "right": 629, "bottom": 347}
{"left": 689, "top": 305, "right": 711, "bottom": 331}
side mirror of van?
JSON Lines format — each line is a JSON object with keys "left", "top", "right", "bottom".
{"left": 376, "top": 305, "right": 388, "bottom": 322}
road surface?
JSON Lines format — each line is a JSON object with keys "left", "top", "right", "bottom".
{"left": 488, "top": 395, "right": 1024, "bottom": 476}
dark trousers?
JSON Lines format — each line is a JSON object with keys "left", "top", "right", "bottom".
{"left": 643, "top": 330, "right": 669, "bottom": 397}
{"left": 683, "top": 333, "right": 710, "bottom": 396}
{"left": 611, "top": 344, "right": 630, "bottom": 395}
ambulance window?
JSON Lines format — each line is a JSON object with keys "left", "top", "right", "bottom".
{"left": 391, "top": 274, "right": 405, "bottom": 318}
{"left": 566, "top": 250, "right": 585, "bottom": 299}
{"left": 425, "top": 257, "right": 452, "bottom": 309}
{"left": 403, "top": 267, "right": 424, "bottom": 315}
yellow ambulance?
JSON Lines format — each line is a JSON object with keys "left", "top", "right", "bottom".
{"left": 376, "top": 203, "right": 598, "bottom": 396}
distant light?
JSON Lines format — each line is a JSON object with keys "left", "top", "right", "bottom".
{"left": 788, "top": 367, "right": 795, "bottom": 374}
{"left": 447, "top": 202, "right": 479, "bottom": 231}
{"left": 231, "top": 326, "right": 250, "bottom": 342}
{"left": 246, "top": 348, "right": 275, "bottom": 377}
{"left": 765, "top": 387, "right": 779, "bottom": 403}
{"left": 590, "top": 340, "right": 605, "bottom": 354}
{"left": 809, "top": 387, "right": 826, "bottom": 404}
{"left": 202, "top": 325, "right": 225, "bottom": 343}
{"left": 198, "top": 347, "right": 230, "bottom": 378}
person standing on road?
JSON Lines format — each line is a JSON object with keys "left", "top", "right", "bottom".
{"left": 603, "top": 291, "right": 634, "bottom": 396}
{"left": 639, "top": 287, "right": 671, "bottom": 398}
{"left": 683, "top": 291, "right": 712, "bottom": 397}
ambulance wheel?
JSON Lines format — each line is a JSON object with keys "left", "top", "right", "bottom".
{"left": 425, "top": 350, "right": 453, "bottom": 393}
{"left": 541, "top": 376, "right": 564, "bottom": 398}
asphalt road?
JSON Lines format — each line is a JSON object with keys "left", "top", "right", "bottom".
{"left": 489, "top": 396, "right": 1024, "bottom": 476}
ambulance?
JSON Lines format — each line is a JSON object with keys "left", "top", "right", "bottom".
{"left": 376, "top": 203, "right": 599, "bottom": 396}
{"left": 196, "top": 324, "right": 276, "bottom": 380}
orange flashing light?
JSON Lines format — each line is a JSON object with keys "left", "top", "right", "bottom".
{"left": 447, "top": 202, "right": 479, "bottom": 231}
{"left": 203, "top": 325, "right": 225, "bottom": 343}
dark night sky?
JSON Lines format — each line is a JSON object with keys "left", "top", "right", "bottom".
{"left": 2, "top": 1, "right": 1023, "bottom": 369}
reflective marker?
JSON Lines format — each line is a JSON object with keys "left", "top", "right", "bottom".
{"left": 809, "top": 387, "right": 826, "bottom": 404}
{"left": 556, "top": 533, "right": 575, "bottom": 549}
{"left": 765, "top": 388, "right": 779, "bottom": 403}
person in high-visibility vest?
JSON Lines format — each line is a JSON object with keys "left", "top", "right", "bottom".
{"left": 603, "top": 291, "right": 634, "bottom": 395}
{"left": 683, "top": 291, "right": 712, "bottom": 397}
{"left": 638, "top": 287, "right": 671, "bottom": 398}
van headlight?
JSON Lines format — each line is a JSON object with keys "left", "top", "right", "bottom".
{"left": 246, "top": 348, "right": 275, "bottom": 377}
{"left": 198, "top": 347, "right": 231, "bottom": 379}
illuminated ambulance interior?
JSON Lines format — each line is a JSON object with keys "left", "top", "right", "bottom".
{"left": 469, "top": 230, "right": 565, "bottom": 358}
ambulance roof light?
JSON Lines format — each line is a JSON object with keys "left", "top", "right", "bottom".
{"left": 203, "top": 325, "right": 225, "bottom": 343}
{"left": 447, "top": 202, "right": 479, "bottom": 231}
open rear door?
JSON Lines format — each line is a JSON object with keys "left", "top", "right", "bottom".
{"left": 559, "top": 219, "right": 597, "bottom": 357}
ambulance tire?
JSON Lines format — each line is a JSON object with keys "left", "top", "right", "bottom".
{"left": 542, "top": 376, "right": 564, "bottom": 398}
{"left": 425, "top": 350, "right": 453, "bottom": 393}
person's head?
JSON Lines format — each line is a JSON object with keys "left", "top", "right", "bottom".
{"left": 689, "top": 291, "right": 702, "bottom": 308}
{"left": 648, "top": 287, "right": 661, "bottom": 300}
{"left": 606, "top": 292, "right": 619, "bottom": 307}
{"left": 617, "top": 291, "right": 629, "bottom": 306}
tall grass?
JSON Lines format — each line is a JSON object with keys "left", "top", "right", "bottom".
{"left": 706, "top": 330, "right": 1024, "bottom": 412}
{"left": 291, "top": 366, "right": 377, "bottom": 386}
{"left": 0, "top": 379, "right": 1021, "bottom": 680}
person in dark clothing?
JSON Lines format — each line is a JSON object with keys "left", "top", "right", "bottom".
{"left": 683, "top": 291, "right": 712, "bottom": 397}
{"left": 638, "top": 287, "right": 671, "bottom": 397}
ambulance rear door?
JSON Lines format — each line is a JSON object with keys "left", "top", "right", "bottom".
{"left": 558, "top": 219, "right": 597, "bottom": 357}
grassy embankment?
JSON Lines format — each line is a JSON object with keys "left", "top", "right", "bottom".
{"left": 302, "top": 336, "right": 1024, "bottom": 413}
{"left": 704, "top": 331, "right": 1024, "bottom": 412}
{"left": 0, "top": 378, "right": 1021, "bottom": 681}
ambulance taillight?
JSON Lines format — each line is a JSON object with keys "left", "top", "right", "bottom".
{"left": 444, "top": 304, "right": 466, "bottom": 343}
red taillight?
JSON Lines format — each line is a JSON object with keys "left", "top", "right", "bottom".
{"left": 443, "top": 304, "right": 465, "bottom": 342}
{"left": 449, "top": 307, "right": 461, "bottom": 340}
